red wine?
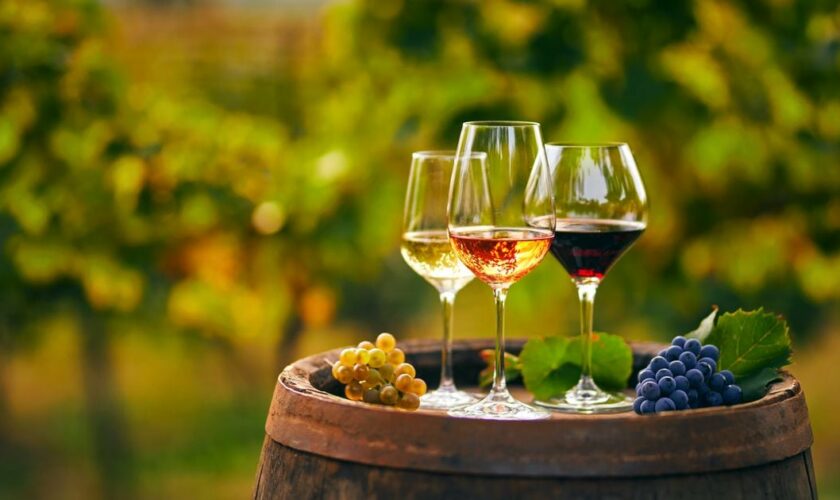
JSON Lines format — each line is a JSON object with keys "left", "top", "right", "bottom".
{"left": 551, "top": 219, "right": 645, "bottom": 280}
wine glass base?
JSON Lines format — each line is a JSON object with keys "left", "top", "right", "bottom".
{"left": 535, "top": 388, "right": 634, "bottom": 414}
{"left": 420, "top": 388, "right": 480, "bottom": 410}
{"left": 448, "top": 390, "right": 550, "bottom": 420}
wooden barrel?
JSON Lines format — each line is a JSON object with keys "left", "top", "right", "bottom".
{"left": 253, "top": 339, "right": 815, "bottom": 499}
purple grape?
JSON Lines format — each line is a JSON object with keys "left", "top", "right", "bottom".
{"left": 655, "top": 368, "right": 673, "bottom": 381}
{"left": 664, "top": 345, "right": 683, "bottom": 361}
{"left": 633, "top": 397, "right": 645, "bottom": 414}
{"left": 705, "top": 391, "right": 723, "bottom": 407}
{"left": 679, "top": 351, "right": 697, "bottom": 369}
{"left": 697, "top": 362, "right": 714, "bottom": 379}
{"left": 640, "top": 399, "right": 656, "bottom": 414}
{"left": 670, "top": 389, "right": 689, "bottom": 410}
{"left": 686, "top": 368, "right": 704, "bottom": 388}
{"left": 638, "top": 369, "right": 655, "bottom": 383}
{"left": 720, "top": 370, "right": 735, "bottom": 385}
{"left": 699, "top": 344, "right": 719, "bottom": 361}
{"left": 687, "top": 389, "right": 699, "bottom": 404}
{"left": 671, "top": 336, "right": 687, "bottom": 348}
{"left": 636, "top": 384, "right": 643, "bottom": 396}
{"left": 698, "top": 357, "right": 717, "bottom": 373}
{"left": 658, "top": 376, "right": 676, "bottom": 395}
{"left": 684, "top": 338, "right": 702, "bottom": 355}
{"left": 655, "top": 397, "right": 676, "bottom": 413}
{"left": 709, "top": 373, "right": 727, "bottom": 392}
{"left": 669, "top": 360, "right": 686, "bottom": 377}
{"left": 649, "top": 356, "right": 669, "bottom": 373}
{"left": 722, "top": 385, "right": 742, "bottom": 405}
{"left": 675, "top": 375, "right": 690, "bottom": 392}
{"left": 640, "top": 380, "right": 660, "bottom": 401}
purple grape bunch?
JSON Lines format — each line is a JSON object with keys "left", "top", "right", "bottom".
{"left": 633, "top": 336, "right": 743, "bottom": 414}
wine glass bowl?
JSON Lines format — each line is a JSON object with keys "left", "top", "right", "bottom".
{"left": 447, "top": 121, "right": 555, "bottom": 420}
{"left": 536, "top": 142, "right": 648, "bottom": 414}
{"left": 401, "top": 151, "right": 479, "bottom": 410}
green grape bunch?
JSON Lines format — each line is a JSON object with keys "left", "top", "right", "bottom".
{"left": 331, "top": 333, "right": 425, "bottom": 411}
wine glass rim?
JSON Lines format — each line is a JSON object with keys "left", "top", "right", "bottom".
{"left": 462, "top": 120, "right": 541, "bottom": 127}
{"left": 412, "top": 150, "right": 457, "bottom": 159}
{"left": 545, "top": 141, "right": 629, "bottom": 148}
{"left": 412, "top": 151, "right": 488, "bottom": 160}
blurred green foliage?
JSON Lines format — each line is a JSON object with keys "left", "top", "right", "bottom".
{"left": 0, "top": 0, "right": 839, "bottom": 498}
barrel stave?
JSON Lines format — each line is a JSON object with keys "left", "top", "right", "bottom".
{"left": 254, "top": 438, "right": 816, "bottom": 500}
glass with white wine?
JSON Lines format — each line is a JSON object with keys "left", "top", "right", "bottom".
{"left": 401, "top": 151, "right": 481, "bottom": 410}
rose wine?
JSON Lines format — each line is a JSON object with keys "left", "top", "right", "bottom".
{"left": 449, "top": 227, "right": 553, "bottom": 286}
{"left": 551, "top": 219, "right": 645, "bottom": 281}
{"left": 401, "top": 230, "right": 474, "bottom": 292}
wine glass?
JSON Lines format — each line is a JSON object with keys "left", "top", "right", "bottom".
{"left": 401, "top": 151, "right": 479, "bottom": 410}
{"left": 535, "top": 142, "right": 648, "bottom": 414}
{"left": 447, "top": 121, "right": 555, "bottom": 420}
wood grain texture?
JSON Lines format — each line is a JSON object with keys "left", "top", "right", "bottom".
{"left": 263, "top": 339, "right": 813, "bottom": 478}
{"left": 253, "top": 437, "right": 816, "bottom": 500}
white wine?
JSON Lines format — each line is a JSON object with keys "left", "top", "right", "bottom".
{"left": 401, "top": 230, "right": 474, "bottom": 292}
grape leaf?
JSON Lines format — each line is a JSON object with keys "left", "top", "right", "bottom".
{"left": 685, "top": 306, "right": 718, "bottom": 342}
{"left": 520, "top": 333, "right": 633, "bottom": 400}
{"left": 737, "top": 367, "right": 784, "bottom": 402}
{"left": 520, "top": 336, "right": 571, "bottom": 400}
{"left": 527, "top": 361, "right": 580, "bottom": 401}
{"left": 705, "top": 308, "right": 792, "bottom": 380}
{"left": 565, "top": 333, "right": 634, "bottom": 391}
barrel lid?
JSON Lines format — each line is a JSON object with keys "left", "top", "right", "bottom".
{"left": 264, "top": 339, "right": 812, "bottom": 477}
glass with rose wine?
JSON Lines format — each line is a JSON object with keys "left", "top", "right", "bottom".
{"left": 447, "top": 121, "right": 555, "bottom": 420}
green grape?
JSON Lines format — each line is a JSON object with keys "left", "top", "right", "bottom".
{"left": 388, "top": 348, "right": 405, "bottom": 365}
{"left": 339, "top": 348, "right": 357, "bottom": 367}
{"left": 345, "top": 382, "right": 364, "bottom": 401}
{"left": 395, "top": 373, "right": 413, "bottom": 392}
{"left": 376, "top": 332, "right": 396, "bottom": 353}
{"left": 368, "top": 348, "right": 387, "bottom": 368}
{"left": 357, "top": 340, "right": 375, "bottom": 350}
{"left": 365, "top": 368, "right": 383, "bottom": 384}
{"left": 353, "top": 363, "right": 370, "bottom": 381}
{"left": 361, "top": 369, "right": 382, "bottom": 390}
{"left": 397, "top": 392, "right": 420, "bottom": 411}
{"left": 380, "top": 385, "right": 398, "bottom": 405}
{"left": 336, "top": 365, "right": 354, "bottom": 385}
{"left": 378, "top": 363, "right": 395, "bottom": 382}
{"left": 394, "top": 363, "right": 416, "bottom": 378}
{"left": 363, "top": 388, "right": 381, "bottom": 404}
{"left": 331, "top": 361, "right": 342, "bottom": 380}
{"left": 409, "top": 378, "right": 427, "bottom": 396}
{"left": 355, "top": 348, "right": 370, "bottom": 365}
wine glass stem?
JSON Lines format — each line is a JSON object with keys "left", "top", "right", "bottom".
{"left": 577, "top": 280, "right": 599, "bottom": 385}
{"left": 492, "top": 287, "right": 509, "bottom": 393}
{"left": 438, "top": 291, "right": 456, "bottom": 390}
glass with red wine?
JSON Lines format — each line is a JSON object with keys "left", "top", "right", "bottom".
{"left": 536, "top": 143, "right": 649, "bottom": 414}
{"left": 447, "top": 121, "right": 555, "bottom": 420}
